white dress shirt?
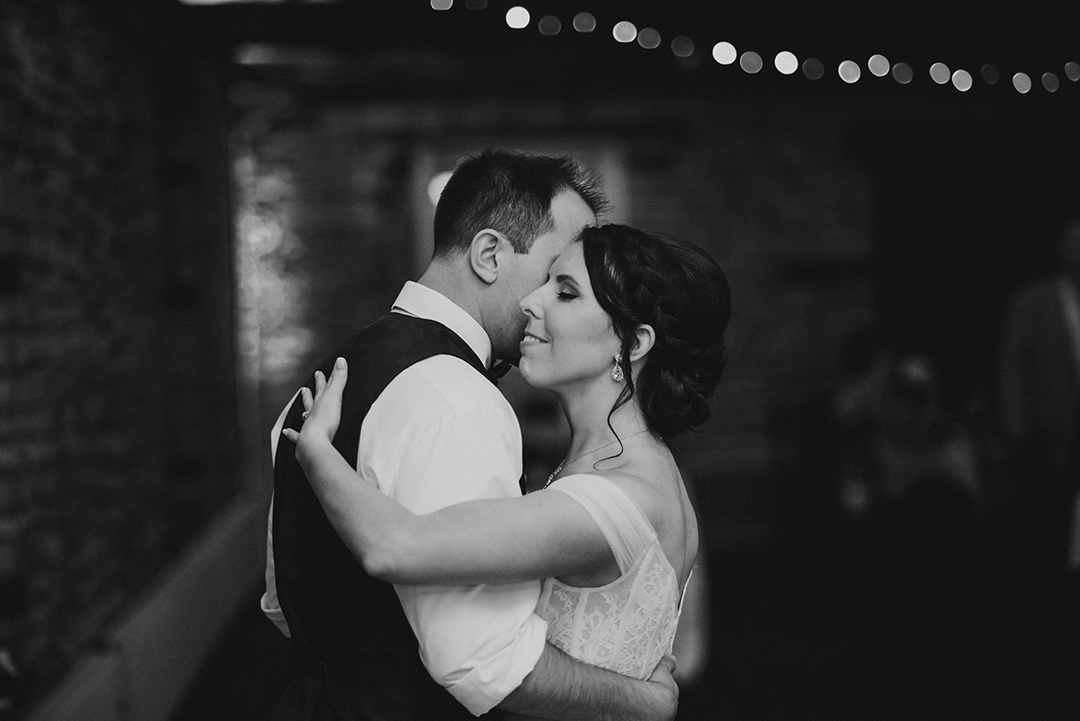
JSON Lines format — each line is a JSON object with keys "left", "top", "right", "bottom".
{"left": 261, "top": 281, "right": 547, "bottom": 716}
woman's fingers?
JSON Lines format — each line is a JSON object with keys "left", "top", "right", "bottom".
{"left": 300, "top": 386, "right": 313, "bottom": 412}
{"left": 314, "top": 370, "right": 326, "bottom": 397}
{"left": 282, "top": 428, "right": 299, "bottom": 443}
{"left": 325, "top": 357, "right": 347, "bottom": 396}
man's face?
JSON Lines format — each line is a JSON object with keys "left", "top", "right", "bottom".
{"left": 491, "top": 190, "right": 597, "bottom": 362}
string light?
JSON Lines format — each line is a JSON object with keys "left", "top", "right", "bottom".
{"left": 612, "top": 21, "right": 637, "bottom": 44}
{"left": 739, "top": 51, "right": 763, "bottom": 74}
{"left": 929, "top": 62, "right": 950, "bottom": 84}
{"left": 838, "top": 60, "right": 861, "bottom": 84}
{"left": 951, "top": 69, "right": 973, "bottom": 92}
{"left": 712, "top": 42, "right": 737, "bottom": 65}
{"left": 637, "top": 28, "right": 661, "bottom": 50}
{"left": 505, "top": 6, "right": 529, "bottom": 29}
{"left": 868, "top": 54, "right": 890, "bottom": 77}
{"left": 774, "top": 51, "right": 798, "bottom": 75}
{"left": 538, "top": 15, "right": 561, "bottom": 36}
{"left": 671, "top": 36, "right": 695, "bottom": 58}
{"left": 435, "top": 6, "right": 1077, "bottom": 98}
{"left": 892, "top": 63, "right": 914, "bottom": 84}
{"left": 802, "top": 58, "right": 825, "bottom": 80}
{"left": 572, "top": 12, "right": 596, "bottom": 32}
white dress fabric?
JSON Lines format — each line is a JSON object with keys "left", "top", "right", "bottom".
{"left": 537, "top": 474, "right": 687, "bottom": 680}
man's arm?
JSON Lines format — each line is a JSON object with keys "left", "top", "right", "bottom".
{"left": 500, "top": 644, "right": 678, "bottom": 721}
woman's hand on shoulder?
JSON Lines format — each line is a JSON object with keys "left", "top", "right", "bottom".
{"left": 282, "top": 357, "right": 347, "bottom": 465}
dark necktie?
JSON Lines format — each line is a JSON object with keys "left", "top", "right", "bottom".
{"left": 485, "top": 360, "right": 512, "bottom": 386}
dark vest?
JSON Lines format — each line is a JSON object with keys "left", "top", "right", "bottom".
{"left": 272, "top": 313, "right": 500, "bottom": 721}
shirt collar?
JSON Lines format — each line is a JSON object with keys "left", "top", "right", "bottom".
{"left": 391, "top": 281, "right": 493, "bottom": 369}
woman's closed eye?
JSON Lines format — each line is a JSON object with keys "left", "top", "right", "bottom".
{"left": 556, "top": 290, "right": 578, "bottom": 301}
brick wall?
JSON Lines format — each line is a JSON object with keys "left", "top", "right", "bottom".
{"left": 0, "top": 0, "right": 237, "bottom": 707}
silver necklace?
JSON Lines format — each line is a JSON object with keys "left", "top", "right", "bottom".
{"left": 543, "top": 430, "right": 650, "bottom": 490}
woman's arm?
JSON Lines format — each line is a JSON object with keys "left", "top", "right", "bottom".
{"left": 285, "top": 358, "right": 614, "bottom": 586}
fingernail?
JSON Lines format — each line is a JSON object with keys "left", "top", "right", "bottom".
{"left": 335, "top": 357, "right": 345, "bottom": 369}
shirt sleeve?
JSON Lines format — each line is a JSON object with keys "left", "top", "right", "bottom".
{"left": 360, "top": 356, "right": 547, "bottom": 716}
{"left": 260, "top": 393, "right": 299, "bottom": 638}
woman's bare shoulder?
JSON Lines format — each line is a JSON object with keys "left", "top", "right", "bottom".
{"left": 592, "top": 461, "right": 680, "bottom": 527}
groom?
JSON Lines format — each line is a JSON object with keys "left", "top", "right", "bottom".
{"left": 261, "top": 149, "right": 679, "bottom": 720}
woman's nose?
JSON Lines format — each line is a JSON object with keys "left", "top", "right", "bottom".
{"left": 520, "top": 287, "right": 541, "bottom": 318}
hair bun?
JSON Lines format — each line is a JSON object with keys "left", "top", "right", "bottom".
{"left": 582, "top": 225, "right": 731, "bottom": 438}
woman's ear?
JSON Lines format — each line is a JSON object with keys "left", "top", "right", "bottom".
{"left": 469, "top": 229, "right": 508, "bottom": 285}
{"left": 629, "top": 323, "right": 656, "bottom": 363}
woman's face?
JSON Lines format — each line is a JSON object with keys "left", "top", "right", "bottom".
{"left": 517, "top": 242, "right": 621, "bottom": 391}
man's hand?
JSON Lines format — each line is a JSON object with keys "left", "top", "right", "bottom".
{"left": 647, "top": 655, "right": 679, "bottom": 719}
{"left": 500, "top": 645, "right": 680, "bottom": 721}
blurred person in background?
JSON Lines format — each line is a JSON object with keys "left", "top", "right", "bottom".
{"left": 997, "top": 218, "right": 1080, "bottom": 577}
{"left": 835, "top": 351, "right": 982, "bottom": 570}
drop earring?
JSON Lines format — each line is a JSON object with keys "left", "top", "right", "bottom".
{"left": 611, "top": 353, "right": 624, "bottom": 382}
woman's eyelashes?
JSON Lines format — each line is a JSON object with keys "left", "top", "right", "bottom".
{"left": 556, "top": 288, "right": 578, "bottom": 301}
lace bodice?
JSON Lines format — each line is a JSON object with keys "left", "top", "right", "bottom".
{"left": 536, "top": 474, "right": 687, "bottom": 680}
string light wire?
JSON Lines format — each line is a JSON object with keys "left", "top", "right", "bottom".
{"left": 429, "top": 2, "right": 1077, "bottom": 96}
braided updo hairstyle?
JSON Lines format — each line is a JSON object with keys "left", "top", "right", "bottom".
{"left": 581, "top": 224, "right": 731, "bottom": 439}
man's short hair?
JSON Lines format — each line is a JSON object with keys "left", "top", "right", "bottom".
{"left": 432, "top": 149, "right": 607, "bottom": 257}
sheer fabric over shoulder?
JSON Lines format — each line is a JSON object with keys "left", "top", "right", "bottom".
{"left": 536, "top": 474, "right": 690, "bottom": 680}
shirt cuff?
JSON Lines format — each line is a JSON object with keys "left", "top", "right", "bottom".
{"left": 446, "top": 613, "right": 548, "bottom": 716}
{"left": 260, "top": 590, "right": 291, "bottom": 638}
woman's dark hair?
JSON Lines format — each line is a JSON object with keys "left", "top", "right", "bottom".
{"left": 581, "top": 224, "right": 731, "bottom": 439}
{"left": 432, "top": 149, "right": 607, "bottom": 257}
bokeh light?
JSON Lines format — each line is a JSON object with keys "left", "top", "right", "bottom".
{"left": 838, "top": 60, "right": 861, "bottom": 83}
{"left": 774, "top": 51, "right": 798, "bottom": 75}
{"left": 1013, "top": 72, "right": 1032, "bottom": 93}
{"left": 505, "top": 6, "right": 529, "bottom": 29}
{"left": 1066, "top": 62, "right": 1080, "bottom": 81}
{"left": 892, "top": 63, "right": 913, "bottom": 84}
{"left": 671, "top": 36, "right": 695, "bottom": 58}
{"left": 712, "top": 42, "right": 737, "bottom": 65}
{"left": 431, "top": 0, "right": 453, "bottom": 10}
{"left": 572, "top": 12, "right": 596, "bottom": 32}
{"left": 613, "top": 21, "right": 637, "bottom": 43}
{"left": 981, "top": 64, "right": 1000, "bottom": 84}
{"left": 637, "top": 27, "right": 661, "bottom": 49}
{"left": 538, "top": 15, "right": 561, "bottom": 36}
{"left": 868, "top": 54, "right": 890, "bottom": 77}
{"left": 951, "top": 69, "right": 973, "bottom": 92}
{"left": 739, "top": 51, "right": 763, "bottom": 74}
{"left": 929, "top": 62, "right": 950, "bottom": 84}
{"left": 1043, "top": 73, "right": 1060, "bottom": 92}
{"left": 802, "top": 58, "right": 825, "bottom": 80}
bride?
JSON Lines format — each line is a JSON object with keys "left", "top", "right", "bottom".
{"left": 285, "top": 224, "right": 730, "bottom": 686}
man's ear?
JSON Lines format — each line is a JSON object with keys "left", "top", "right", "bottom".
{"left": 469, "top": 229, "right": 508, "bottom": 285}
{"left": 629, "top": 323, "right": 656, "bottom": 363}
